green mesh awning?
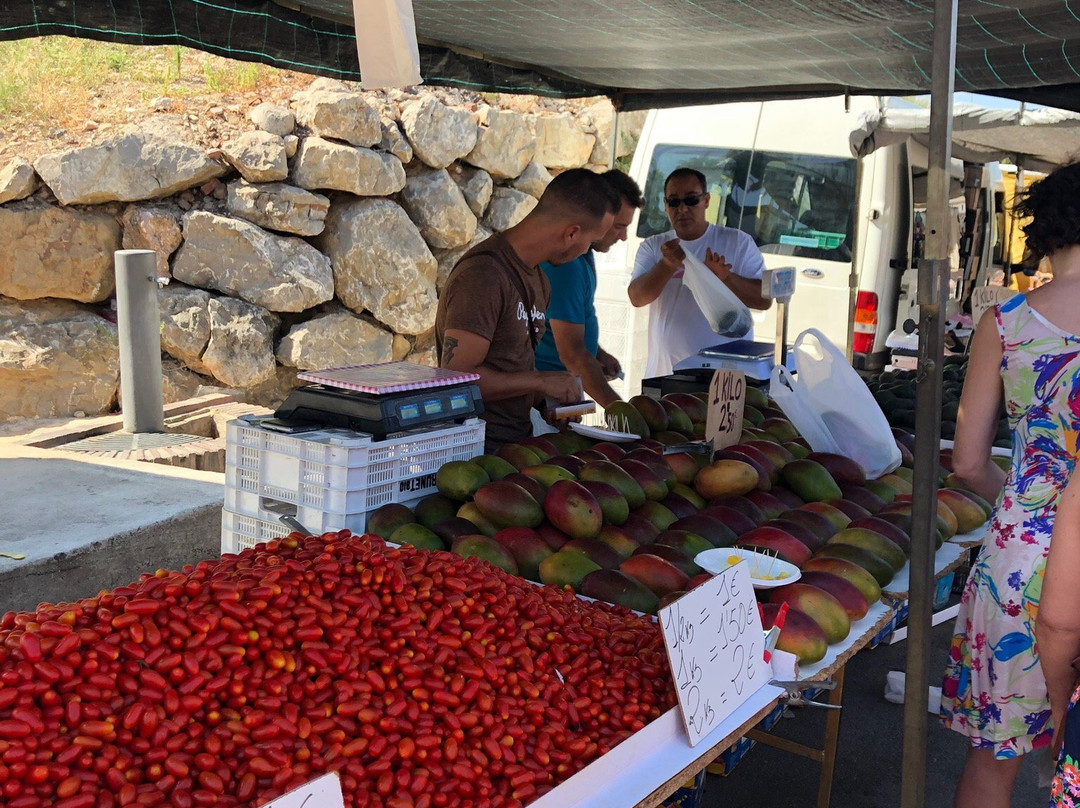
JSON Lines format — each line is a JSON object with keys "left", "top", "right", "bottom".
{"left": 2, "top": 0, "right": 1080, "bottom": 111}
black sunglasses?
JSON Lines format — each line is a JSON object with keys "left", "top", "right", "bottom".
{"left": 664, "top": 193, "right": 706, "bottom": 208}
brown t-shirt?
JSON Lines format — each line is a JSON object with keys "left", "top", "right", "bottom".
{"left": 435, "top": 233, "right": 550, "bottom": 451}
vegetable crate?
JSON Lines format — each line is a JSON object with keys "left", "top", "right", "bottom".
{"left": 222, "top": 415, "right": 485, "bottom": 552}
{"left": 221, "top": 508, "right": 294, "bottom": 555}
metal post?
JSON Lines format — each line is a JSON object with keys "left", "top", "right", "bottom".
{"left": 900, "top": 0, "right": 956, "bottom": 805}
{"left": 115, "top": 250, "right": 165, "bottom": 433}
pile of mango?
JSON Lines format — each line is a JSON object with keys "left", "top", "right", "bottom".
{"left": 366, "top": 392, "right": 993, "bottom": 666}
{"left": 865, "top": 356, "right": 1010, "bottom": 446}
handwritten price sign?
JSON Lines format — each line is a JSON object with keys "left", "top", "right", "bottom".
{"left": 970, "top": 286, "right": 1016, "bottom": 328}
{"left": 257, "top": 772, "right": 344, "bottom": 808}
{"left": 658, "top": 561, "right": 768, "bottom": 746}
{"left": 705, "top": 369, "right": 746, "bottom": 450}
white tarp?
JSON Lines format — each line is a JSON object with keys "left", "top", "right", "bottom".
{"left": 850, "top": 103, "right": 1080, "bottom": 173}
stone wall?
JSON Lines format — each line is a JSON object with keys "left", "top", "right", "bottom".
{"left": 0, "top": 79, "right": 645, "bottom": 421}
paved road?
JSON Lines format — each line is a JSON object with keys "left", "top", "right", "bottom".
{"left": 698, "top": 602, "right": 1046, "bottom": 808}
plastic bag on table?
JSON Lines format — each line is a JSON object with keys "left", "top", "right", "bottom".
{"left": 681, "top": 250, "right": 753, "bottom": 338}
{"left": 769, "top": 365, "right": 842, "bottom": 456}
{"left": 773, "top": 328, "right": 901, "bottom": 479}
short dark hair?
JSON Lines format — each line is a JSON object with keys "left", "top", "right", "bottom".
{"left": 602, "top": 169, "right": 644, "bottom": 208}
{"left": 537, "top": 168, "right": 620, "bottom": 221}
{"left": 664, "top": 167, "right": 707, "bottom": 194}
{"left": 1014, "top": 162, "right": 1080, "bottom": 259}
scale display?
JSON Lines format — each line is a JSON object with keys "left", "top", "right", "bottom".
{"left": 275, "top": 363, "right": 484, "bottom": 439}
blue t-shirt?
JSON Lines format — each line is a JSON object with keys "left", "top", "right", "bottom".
{"left": 534, "top": 251, "right": 598, "bottom": 372}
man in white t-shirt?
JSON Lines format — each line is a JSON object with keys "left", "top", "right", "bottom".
{"left": 629, "top": 167, "right": 771, "bottom": 377}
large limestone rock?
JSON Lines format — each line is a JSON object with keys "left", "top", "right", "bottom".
{"left": 511, "top": 161, "right": 553, "bottom": 199}
{"left": 158, "top": 283, "right": 212, "bottom": 372}
{"left": 292, "top": 85, "right": 382, "bottom": 147}
{"left": 219, "top": 131, "right": 288, "bottom": 183}
{"left": 33, "top": 118, "right": 226, "bottom": 205}
{"left": 400, "top": 169, "right": 477, "bottom": 250}
{"left": 276, "top": 310, "right": 394, "bottom": 370}
{"left": 238, "top": 365, "right": 301, "bottom": 409}
{"left": 379, "top": 118, "right": 413, "bottom": 164}
{"left": 482, "top": 187, "right": 537, "bottom": 232}
{"left": 316, "top": 198, "right": 438, "bottom": 335}
{"left": 172, "top": 211, "right": 334, "bottom": 313}
{"left": 534, "top": 113, "right": 595, "bottom": 170}
{"left": 121, "top": 205, "right": 183, "bottom": 280}
{"left": 435, "top": 225, "right": 492, "bottom": 292}
{"left": 292, "top": 137, "right": 406, "bottom": 196}
{"left": 161, "top": 358, "right": 214, "bottom": 405}
{"left": 200, "top": 296, "right": 279, "bottom": 388}
{"left": 584, "top": 103, "right": 649, "bottom": 165}
{"left": 0, "top": 298, "right": 119, "bottom": 420}
{"left": 226, "top": 180, "right": 330, "bottom": 237}
{"left": 400, "top": 96, "right": 478, "bottom": 169}
{"left": 450, "top": 166, "right": 493, "bottom": 218}
{"left": 463, "top": 108, "right": 536, "bottom": 180}
{"left": 0, "top": 159, "right": 36, "bottom": 204}
{"left": 0, "top": 202, "right": 120, "bottom": 302}
{"left": 250, "top": 102, "right": 295, "bottom": 137}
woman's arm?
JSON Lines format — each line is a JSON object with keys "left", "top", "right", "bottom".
{"left": 951, "top": 308, "right": 1007, "bottom": 503}
{"left": 1036, "top": 472, "right": 1080, "bottom": 745}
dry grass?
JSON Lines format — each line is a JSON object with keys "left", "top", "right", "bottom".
{"left": 0, "top": 38, "right": 318, "bottom": 162}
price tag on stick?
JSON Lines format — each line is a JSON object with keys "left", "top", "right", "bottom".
{"left": 257, "top": 772, "right": 344, "bottom": 808}
{"left": 705, "top": 369, "right": 746, "bottom": 451}
{"left": 659, "top": 561, "right": 768, "bottom": 746}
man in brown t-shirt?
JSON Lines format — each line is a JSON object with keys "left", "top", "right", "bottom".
{"left": 436, "top": 169, "right": 619, "bottom": 450}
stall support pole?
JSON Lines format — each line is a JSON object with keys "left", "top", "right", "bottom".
{"left": 900, "top": 0, "right": 956, "bottom": 805}
{"left": 115, "top": 249, "right": 165, "bottom": 434}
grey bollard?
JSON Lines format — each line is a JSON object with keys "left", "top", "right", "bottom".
{"left": 115, "top": 250, "right": 165, "bottom": 433}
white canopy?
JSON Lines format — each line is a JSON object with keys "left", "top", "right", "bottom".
{"left": 849, "top": 103, "right": 1080, "bottom": 173}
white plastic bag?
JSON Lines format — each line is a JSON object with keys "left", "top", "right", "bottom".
{"left": 773, "top": 328, "right": 901, "bottom": 479}
{"left": 769, "top": 365, "right": 842, "bottom": 455}
{"left": 681, "top": 251, "right": 753, "bottom": 338}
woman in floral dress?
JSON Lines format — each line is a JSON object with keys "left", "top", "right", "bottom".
{"left": 941, "top": 161, "right": 1080, "bottom": 808}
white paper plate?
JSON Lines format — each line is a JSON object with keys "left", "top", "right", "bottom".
{"left": 568, "top": 422, "right": 639, "bottom": 442}
{"left": 695, "top": 547, "right": 801, "bottom": 589}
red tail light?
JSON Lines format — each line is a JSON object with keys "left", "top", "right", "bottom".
{"left": 852, "top": 291, "right": 878, "bottom": 355}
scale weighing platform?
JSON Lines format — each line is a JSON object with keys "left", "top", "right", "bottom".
{"left": 272, "top": 362, "right": 484, "bottom": 439}
{"left": 672, "top": 339, "right": 793, "bottom": 383}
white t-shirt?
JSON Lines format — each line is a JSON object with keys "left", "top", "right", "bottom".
{"left": 632, "top": 224, "right": 766, "bottom": 377}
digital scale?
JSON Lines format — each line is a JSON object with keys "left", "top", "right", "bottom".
{"left": 271, "top": 362, "right": 484, "bottom": 439}
{"left": 672, "top": 339, "right": 794, "bottom": 382}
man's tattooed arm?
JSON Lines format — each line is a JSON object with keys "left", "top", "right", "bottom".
{"left": 442, "top": 335, "right": 459, "bottom": 366}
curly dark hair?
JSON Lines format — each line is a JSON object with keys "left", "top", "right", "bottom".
{"left": 1013, "top": 162, "right": 1080, "bottom": 260}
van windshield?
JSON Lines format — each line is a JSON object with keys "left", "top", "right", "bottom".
{"left": 638, "top": 144, "right": 858, "bottom": 261}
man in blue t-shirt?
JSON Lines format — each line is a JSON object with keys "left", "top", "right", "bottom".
{"left": 535, "top": 170, "right": 643, "bottom": 408}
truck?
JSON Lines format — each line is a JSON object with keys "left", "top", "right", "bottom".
{"left": 594, "top": 95, "right": 1000, "bottom": 399}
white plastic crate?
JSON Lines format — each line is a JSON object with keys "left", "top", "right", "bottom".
{"left": 221, "top": 508, "right": 293, "bottom": 555}
{"left": 223, "top": 416, "right": 484, "bottom": 537}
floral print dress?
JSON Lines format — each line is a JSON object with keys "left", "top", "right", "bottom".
{"left": 941, "top": 295, "right": 1080, "bottom": 759}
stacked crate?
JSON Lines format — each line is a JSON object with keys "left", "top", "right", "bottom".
{"left": 221, "top": 415, "right": 485, "bottom": 554}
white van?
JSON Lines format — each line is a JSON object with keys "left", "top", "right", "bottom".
{"left": 594, "top": 95, "right": 996, "bottom": 398}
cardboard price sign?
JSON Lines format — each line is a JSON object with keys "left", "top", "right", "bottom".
{"left": 970, "top": 286, "right": 1016, "bottom": 327}
{"left": 705, "top": 369, "right": 746, "bottom": 450}
{"left": 659, "top": 560, "right": 768, "bottom": 746}
{"left": 257, "top": 772, "right": 344, "bottom": 808}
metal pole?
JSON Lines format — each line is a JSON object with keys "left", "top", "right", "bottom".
{"left": 900, "top": 0, "right": 956, "bottom": 804}
{"left": 115, "top": 249, "right": 165, "bottom": 433}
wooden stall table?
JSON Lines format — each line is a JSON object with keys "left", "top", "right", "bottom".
{"left": 744, "top": 600, "right": 898, "bottom": 808}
